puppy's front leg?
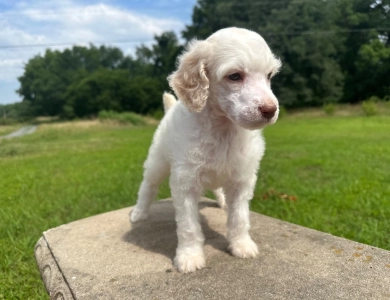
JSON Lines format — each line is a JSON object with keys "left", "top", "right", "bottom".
{"left": 224, "top": 179, "right": 259, "bottom": 258}
{"left": 170, "top": 175, "right": 205, "bottom": 273}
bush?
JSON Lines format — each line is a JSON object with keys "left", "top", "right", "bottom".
{"left": 0, "top": 118, "right": 18, "bottom": 125}
{"left": 98, "top": 110, "right": 146, "bottom": 126}
{"left": 385, "top": 98, "right": 390, "bottom": 110}
{"left": 367, "top": 96, "right": 381, "bottom": 103}
{"left": 362, "top": 99, "right": 378, "bottom": 116}
{"left": 323, "top": 103, "right": 336, "bottom": 115}
{"left": 61, "top": 104, "right": 75, "bottom": 119}
{"left": 149, "top": 110, "right": 164, "bottom": 120}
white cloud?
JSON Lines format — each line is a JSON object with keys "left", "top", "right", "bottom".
{"left": 19, "top": 3, "right": 182, "bottom": 41}
{"left": 0, "top": 0, "right": 186, "bottom": 104}
{"left": 0, "top": 20, "right": 46, "bottom": 45}
{"left": 0, "top": 50, "right": 27, "bottom": 82}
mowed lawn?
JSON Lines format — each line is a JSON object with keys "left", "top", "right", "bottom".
{"left": 1, "top": 116, "right": 389, "bottom": 298}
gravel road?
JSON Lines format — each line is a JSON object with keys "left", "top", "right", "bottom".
{"left": 0, "top": 125, "right": 38, "bottom": 140}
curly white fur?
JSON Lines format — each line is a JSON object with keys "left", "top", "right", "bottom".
{"left": 130, "top": 27, "right": 281, "bottom": 273}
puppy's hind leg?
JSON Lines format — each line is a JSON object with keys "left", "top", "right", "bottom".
{"left": 130, "top": 156, "right": 169, "bottom": 222}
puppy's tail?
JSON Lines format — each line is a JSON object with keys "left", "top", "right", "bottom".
{"left": 163, "top": 92, "right": 177, "bottom": 114}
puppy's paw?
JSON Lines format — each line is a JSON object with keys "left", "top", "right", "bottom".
{"left": 213, "top": 189, "right": 226, "bottom": 209}
{"left": 130, "top": 208, "right": 148, "bottom": 223}
{"left": 228, "top": 238, "right": 258, "bottom": 258}
{"left": 216, "top": 196, "right": 226, "bottom": 210}
{"left": 174, "top": 250, "right": 206, "bottom": 273}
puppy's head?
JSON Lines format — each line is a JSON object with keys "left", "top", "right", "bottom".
{"left": 168, "top": 27, "right": 281, "bottom": 130}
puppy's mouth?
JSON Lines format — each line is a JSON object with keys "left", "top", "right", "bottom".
{"left": 235, "top": 111, "right": 278, "bottom": 130}
{"left": 239, "top": 118, "right": 275, "bottom": 130}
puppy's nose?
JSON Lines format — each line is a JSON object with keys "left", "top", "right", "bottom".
{"left": 259, "top": 104, "right": 277, "bottom": 119}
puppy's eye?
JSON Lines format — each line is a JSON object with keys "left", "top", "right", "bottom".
{"left": 267, "top": 72, "right": 272, "bottom": 80}
{"left": 228, "top": 73, "right": 241, "bottom": 81}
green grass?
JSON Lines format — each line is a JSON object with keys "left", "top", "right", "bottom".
{"left": 253, "top": 116, "right": 390, "bottom": 249}
{"left": 0, "top": 124, "right": 21, "bottom": 136}
{"left": 1, "top": 115, "right": 389, "bottom": 298}
{"left": 0, "top": 123, "right": 166, "bottom": 299}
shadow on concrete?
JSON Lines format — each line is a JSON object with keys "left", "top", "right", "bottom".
{"left": 122, "top": 200, "right": 229, "bottom": 261}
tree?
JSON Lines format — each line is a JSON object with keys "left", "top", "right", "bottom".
{"left": 64, "top": 69, "right": 125, "bottom": 118}
{"left": 0, "top": 101, "right": 33, "bottom": 121}
{"left": 64, "top": 69, "right": 163, "bottom": 118}
{"left": 354, "top": 38, "right": 390, "bottom": 99}
{"left": 17, "top": 50, "right": 68, "bottom": 116}
{"left": 183, "top": 0, "right": 389, "bottom": 106}
{"left": 261, "top": 0, "right": 345, "bottom": 106}
{"left": 136, "top": 31, "right": 183, "bottom": 89}
{"left": 183, "top": 0, "right": 345, "bottom": 106}
{"left": 17, "top": 31, "right": 183, "bottom": 118}
{"left": 183, "top": 0, "right": 292, "bottom": 41}
{"left": 336, "top": 0, "right": 390, "bottom": 102}
{"left": 17, "top": 45, "right": 132, "bottom": 116}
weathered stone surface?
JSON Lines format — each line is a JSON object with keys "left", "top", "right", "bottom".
{"left": 35, "top": 199, "right": 390, "bottom": 300}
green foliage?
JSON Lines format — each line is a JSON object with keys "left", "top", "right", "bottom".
{"left": 98, "top": 110, "right": 146, "bottom": 126}
{"left": 61, "top": 104, "right": 75, "bottom": 119}
{"left": 0, "top": 118, "right": 17, "bottom": 126}
{"left": 184, "top": 0, "right": 346, "bottom": 107}
{"left": 338, "top": 0, "right": 390, "bottom": 102}
{"left": 353, "top": 39, "right": 390, "bottom": 101}
{"left": 183, "top": 0, "right": 389, "bottom": 106}
{"left": 149, "top": 109, "right": 165, "bottom": 120}
{"left": 65, "top": 69, "right": 127, "bottom": 117}
{"left": 120, "top": 76, "right": 164, "bottom": 114}
{"left": 323, "top": 103, "right": 336, "bottom": 115}
{"left": 136, "top": 32, "right": 183, "bottom": 90}
{"left": 0, "top": 102, "right": 33, "bottom": 123}
{"left": 362, "top": 99, "right": 378, "bottom": 116}
{"left": 17, "top": 33, "right": 182, "bottom": 119}
{"left": 367, "top": 96, "right": 381, "bottom": 103}
{"left": 65, "top": 69, "right": 164, "bottom": 118}
{"left": 17, "top": 45, "right": 134, "bottom": 116}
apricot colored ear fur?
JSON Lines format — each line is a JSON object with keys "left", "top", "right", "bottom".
{"left": 168, "top": 40, "right": 209, "bottom": 112}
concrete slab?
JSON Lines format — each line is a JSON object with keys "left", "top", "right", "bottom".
{"left": 35, "top": 199, "right": 390, "bottom": 300}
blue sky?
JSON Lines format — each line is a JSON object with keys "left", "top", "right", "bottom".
{"left": 0, "top": 0, "right": 196, "bottom": 104}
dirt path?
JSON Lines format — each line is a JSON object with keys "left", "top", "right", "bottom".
{"left": 0, "top": 125, "right": 38, "bottom": 140}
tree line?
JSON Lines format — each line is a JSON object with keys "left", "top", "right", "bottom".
{"left": 9, "top": 0, "right": 390, "bottom": 119}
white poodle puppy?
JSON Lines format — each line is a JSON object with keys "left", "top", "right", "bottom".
{"left": 130, "top": 27, "right": 281, "bottom": 273}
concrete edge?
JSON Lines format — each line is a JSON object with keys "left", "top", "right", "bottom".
{"left": 34, "top": 236, "right": 75, "bottom": 300}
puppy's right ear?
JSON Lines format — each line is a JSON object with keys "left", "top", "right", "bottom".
{"left": 168, "top": 40, "right": 209, "bottom": 112}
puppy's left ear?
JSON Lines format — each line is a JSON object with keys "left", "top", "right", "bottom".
{"left": 168, "top": 40, "right": 209, "bottom": 112}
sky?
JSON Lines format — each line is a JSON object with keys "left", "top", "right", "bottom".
{"left": 0, "top": 0, "right": 196, "bottom": 104}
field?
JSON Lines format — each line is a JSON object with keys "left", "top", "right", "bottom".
{"left": 0, "top": 125, "right": 21, "bottom": 136}
{"left": 1, "top": 113, "right": 390, "bottom": 299}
